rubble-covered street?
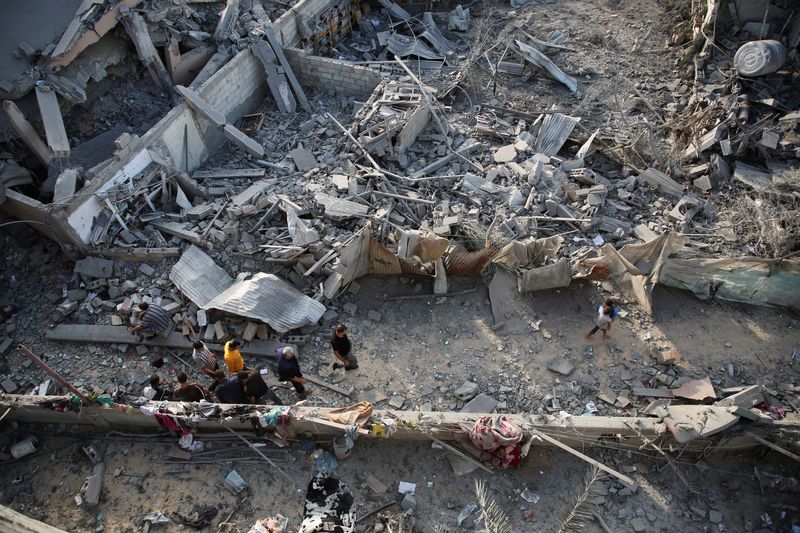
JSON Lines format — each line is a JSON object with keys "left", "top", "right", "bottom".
{"left": 1, "top": 0, "right": 799, "bottom": 531}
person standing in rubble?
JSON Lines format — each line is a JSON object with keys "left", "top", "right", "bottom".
{"left": 130, "top": 302, "right": 173, "bottom": 341}
{"left": 193, "top": 340, "right": 221, "bottom": 390}
{"left": 224, "top": 339, "right": 248, "bottom": 374}
{"left": 143, "top": 374, "right": 172, "bottom": 401}
{"left": 278, "top": 347, "right": 310, "bottom": 398}
{"left": 586, "top": 305, "right": 614, "bottom": 340}
{"left": 172, "top": 372, "right": 208, "bottom": 402}
{"left": 331, "top": 324, "right": 358, "bottom": 371}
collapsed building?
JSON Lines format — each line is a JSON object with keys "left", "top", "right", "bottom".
{"left": 0, "top": 0, "right": 799, "bottom": 531}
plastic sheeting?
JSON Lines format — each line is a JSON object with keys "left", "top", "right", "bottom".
{"left": 576, "top": 232, "right": 687, "bottom": 315}
{"left": 659, "top": 257, "right": 800, "bottom": 310}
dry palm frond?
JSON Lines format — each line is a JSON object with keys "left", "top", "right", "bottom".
{"left": 474, "top": 479, "right": 513, "bottom": 533}
{"left": 557, "top": 465, "right": 608, "bottom": 533}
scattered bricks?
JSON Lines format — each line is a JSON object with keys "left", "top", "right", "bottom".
{"left": 110, "top": 315, "right": 123, "bottom": 326}
{"left": 0, "top": 337, "right": 12, "bottom": 355}
{"left": 74, "top": 257, "right": 114, "bottom": 279}
{"left": 100, "top": 300, "right": 117, "bottom": 311}
{"left": 186, "top": 203, "right": 215, "bottom": 221}
{"left": 120, "top": 298, "right": 133, "bottom": 315}
{"left": 67, "top": 289, "right": 88, "bottom": 301}
{"left": 139, "top": 263, "right": 155, "bottom": 276}
{"left": 57, "top": 301, "right": 78, "bottom": 317}
{"left": 654, "top": 349, "right": 682, "bottom": 365}
{"left": 85, "top": 279, "right": 107, "bottom": 290}
{"left": 242, "top": 322, "right": 259, "bottom": 342}
{"left": 196, "top": 309, "right": 208, "bottom": 328}
{"left": 367, "top": 310, "right": 382, "bottom": 322}
{"left": 343, "top": 302, "right": 357, "bottom": 316}
{"left": 213, "top": 321, "right": 226, "bottom": 340}
{"left": 108, "top": 286, "right": 121, "bottom": 299}
{"left": 1, "top": 379, "right": 18, "bottom": 393}
{"left": 121, "top": 280, "right": 138, "bottom": 294}
{"left": 160, "top": 301, "right": 181, "bottom": 315}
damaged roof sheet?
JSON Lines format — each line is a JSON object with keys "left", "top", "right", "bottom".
{"left": 169, "top": 245, "right": 234, "bottom": 308}
{"left": 203, "top": 272, "right": 326, "bottom": 333}
{"left": 387, "top": 34, "right": 442, "bottom": 61}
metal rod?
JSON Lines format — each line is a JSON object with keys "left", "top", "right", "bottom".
{"left": 17, "top": 344, "right": 90, "bottom": 405}
{"left": 223, "top": 426, "right": 295, "bottom": 485}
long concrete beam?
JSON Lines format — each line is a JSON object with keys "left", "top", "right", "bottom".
{"left": 2, "top": 395, "right": 796, "bottom": 452}
{"left": 0, "top": 504, "right": 69, "bottom": 533}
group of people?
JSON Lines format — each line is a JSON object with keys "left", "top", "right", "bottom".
{"left": 141, "top": 323, "right": 358, "bottom": 405}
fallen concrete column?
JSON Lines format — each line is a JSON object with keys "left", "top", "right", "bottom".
{"left": 34, "top": 83, "right": 71, "bottom": 158}
{"left": 52, "top": 168, "right": 79, "bottom": 203}
{"left": 214, "top": 0, "right": 240, "bottom": 41}
{"left": 189, "top": 47, "right": 232, "bottom": 89}
{"left": 2, "top": 100, "right": 52, "bottom": 166}
{"left": 119, "top": 7, "right": 176, "bottom": 102}
{"left": 251, "top": 39, "right": 297, "bottom": 114}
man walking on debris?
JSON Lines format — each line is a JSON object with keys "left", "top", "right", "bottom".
{"left": 278, "top": 346, "right": 310, "bottom": 398}
{"left": 331, "top": 324, "right": 358, "bottom": 371}
{"left": 172, "top": 372, "right": 208, "bottom": 402}
{"left": 214, "top": 370, "right": 247, "bottom": 404}
{"left": 130, "top": 302, "right": 172, "bottom": 340}
{"left": 586, "top": 305, "right": 614, "bottom": 340}
{"left": 193, "top": 340, "right": 221, "bottom": 390}
{"left": 143, "top": 374, "right": 172, "bottom": 401}
{"left": 224, "top": 339, "right": 247, "bottom": 373}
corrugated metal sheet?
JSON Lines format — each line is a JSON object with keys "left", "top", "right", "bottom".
{"left": 535, "top": 112, "right": 580, "bottom": 156}
{"left": 203, "top": 273, "right": 326, "bottom": 333}
{"left": 169, "top": 245, "right": 233, "bottom": 308}
{"left": 421, "top": 13, "right": 468, "bottom": 56}
{"left": 387, "top": 34, "right": 441, "bottom": 60}
{"left": 367, "top": 235, "right": 430, "bottom": 276}
{"left": 444, "top": 244, "right": 499, "bottom": 276}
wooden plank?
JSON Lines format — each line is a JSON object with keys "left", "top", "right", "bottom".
{"left": 304, "top": 375, "right": 354, "bottom": 397}
{"left": 632, "top": 387, "right": 674, "bottom": 398}
{"left": 0, "top": 504, "right": 69, "bottom": 533}
{"left": 745, "top": 432, "right": 800, "bottom": 464}
{"left": 532, "top": 429, "right": 636, "bottom": 487}
{"left": 148, "top": 220, "right": 202, "bottom": 244}
{"left": 193, "top": 169, "right": 265, "bottom": 180}
{"left": 45, "top": 324, "right": 290, "bottom": 358}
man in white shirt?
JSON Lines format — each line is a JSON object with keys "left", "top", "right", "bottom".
{"left": 143, "top": 374, "right": 172, "bottom": 401}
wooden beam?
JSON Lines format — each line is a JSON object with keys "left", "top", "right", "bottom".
{"left": 532, "top": 429, "right": 636, "bottom": 487}
{"left": 0, "top": 504, "right": 69, "bottom": 533}
{"left": 746, "top": 432, "right": 800, "bottom": 463}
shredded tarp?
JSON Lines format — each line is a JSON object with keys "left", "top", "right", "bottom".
{"left": 203, "top": 273, "right": 326, "bottom": 333}
{"left": 575, "top": 232, "right": 687, "bottom": 314}
{"left": 396, "top": 228, "right": 450, "bottom": 263}
{"left": 492, "top": 235, "right": 565, "bottom": 269}
{"left": 518, "top": 258, "right": 572, "bottom": 293}
{"left": 325, "top": 402, "right": 373, "bottom": 428}
{"left": 659, "top": 257, "right": 800, "bottom": 310}
{"left": 169, "top": 245, "right": 233, "bottom": 308}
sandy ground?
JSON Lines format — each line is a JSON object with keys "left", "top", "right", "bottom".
{"left": 2, "top": 427, "right": 800, "bottom": 533}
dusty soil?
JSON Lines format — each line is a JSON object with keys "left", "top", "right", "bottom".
{"left": 2, "top": 425, "right": 800, "bottom": 533}
{"left": 2, "top": 0, "right": 800, "bottom": 531}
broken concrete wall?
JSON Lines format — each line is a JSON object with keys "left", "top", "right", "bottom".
{"left": 0, "top": 188, "right": 84, "bottom": 252}
{"left": 284, "top": 48, "right": 382, "bottom": 97}
{"left": 277, "top": 0, "right": 339, "bottom": 47}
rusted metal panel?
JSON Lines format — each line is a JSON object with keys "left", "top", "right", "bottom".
{"left": 444, "top": 245, "right": 499, "bottom": 276}
{"left": 367, "top": 236, "right": 429, "bottom": 276}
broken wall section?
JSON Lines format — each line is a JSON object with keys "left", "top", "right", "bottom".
{"left": 285, "top": 48, "right": 382, "bottom": 97}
